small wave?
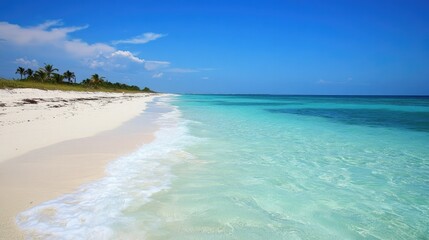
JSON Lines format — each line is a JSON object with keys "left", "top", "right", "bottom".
{"left": 16, "top": 97, "right": 198, "bottom": 239}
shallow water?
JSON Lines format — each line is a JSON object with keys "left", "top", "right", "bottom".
{"left": 18, "top": 95, "right": 429, "bottom": 239}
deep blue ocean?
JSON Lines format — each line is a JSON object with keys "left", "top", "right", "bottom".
{"left": 18, "top": 95, "right": 429, "bottom": 239}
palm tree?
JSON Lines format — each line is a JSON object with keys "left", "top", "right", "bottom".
{"left": 15, "top": 67, "right": 25, "bottom": 80}
{"left": 25, "top": 68, "right": 34, "bottom": 79}
{"left": 63, "top": 70, "right": 76, "bottom": 83}
{"left": 52, "top": 73, "right": 64, "bottom": 83}
{"left": 90, "top": 74, "right": 105, "bottom": 85}
{"left": 34, "top": 69, "right": 47, "bottom": 82}
{"left": 43, "top": 64, "right": 58, "bottom": 81}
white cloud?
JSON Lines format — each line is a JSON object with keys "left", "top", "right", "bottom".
{"left": 317, "top": 78, "right": 354, "bottom": 85}
{"left": 317, "top": 79, "right": 329, "bottom": 84}
{"left": 144, "top": 61, "right": 170, "bottom": 71}
{"left": 152, "top": 72, "right": 164, "bottom": 78}
{"left": 201, "top": 76, "right": 209, "bottom": 80}
{"left": 14, "top": 58, "right": 39, "bottom": 67}
{"left": 165, "top": 67, "right": 213, "bottom": 73}
{"left": 113, "top": 32, "right": 166, "bottom": 45}
{"left": 109, "top": 51, "right": 169, "bottom": 71}
{"left": 0, "top": 20, "right": 109, "bottom": 59}
{"left": 166, "top": 68, "right": 198, "bottom": 73}
{"left": 35, "top": 19, "right": 63, "bottom": 30}
{"left": 0, "top": 21, "right": 170, "bottom": 71}
{"left": 87, "top": 59, "right": 106, "bottom": 69}
{"left": 64, "top": 39, "right": 114, "bottom": 58}
{"left": 111, "top": 50, "right": 144, "bottom": 63}
{"left": 0, "top": 20, "right": 88, "bottom": 46}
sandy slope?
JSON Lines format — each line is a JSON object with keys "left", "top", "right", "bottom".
{"left": 0, "top": 88, "right": 156, "bottom": 161}
{"left": 0, "top": 88, "right": 159, "bottom": 239}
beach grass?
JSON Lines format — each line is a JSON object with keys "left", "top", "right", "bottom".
{"left": 0, "top": 78, "right": 151, "bottom": 93}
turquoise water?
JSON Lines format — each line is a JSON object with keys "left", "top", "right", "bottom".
{"left": 18, "top": 95, "right": 429, "bottom": 239}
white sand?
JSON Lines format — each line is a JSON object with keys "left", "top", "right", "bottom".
{"left": 0, "top": 88, "right": 157, "bottom": 162}
{"left": 0, "top": 88, "right": 160, "bottom": 239}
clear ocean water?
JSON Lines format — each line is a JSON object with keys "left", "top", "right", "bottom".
{"left": 17, "top": 95, "right": 429, "bottom": 239}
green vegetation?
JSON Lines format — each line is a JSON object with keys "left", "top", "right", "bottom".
{"left": 1, "top": 64, "right": 155, "bottom": 93}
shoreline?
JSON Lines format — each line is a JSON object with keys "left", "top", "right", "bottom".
{"left": 0, "top": 89, "right": 164, "bottom": 239}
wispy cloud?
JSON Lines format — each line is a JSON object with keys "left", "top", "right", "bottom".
{"left": 35, "top": 19, "right": 63, "bottom": 30}
{"left": 0, "top": 21, "right": 169, "bottom": 71}
{"left": 0, "top": 20, "right": 89, "bottom": 46}
{"left": 317, "top": 79, "right": 330, "bottom": 84}
{"left": 166, "top": 68, "right": 199, "bottom": 73}
{"left": 317, "top": 77, "right": 353, "bottom": 85}
{"left": 144, "top": 61, "right": 170, "bottom": 71}
{"left": 165, "top": 67, "right": 215, "bottom": 73}
{"left": 152, "top": 72, "right": 164, "bottom": 78}
{"left": 113, "top": 32, "right": 166, "bottom": 45}
{"left": 109, "top": 50, "right": 170, "bottom": 70}
{"left": 64, "top": 40, "right": 114, "bottom": 58}
{"left": 0, "top": 20, "right": 110, "bottom": 59}
{"left": 87, "top": 59, "right": 106, "bottom": 69}
{"left": 14, "top": 57, "right": 39, "bottom": 67}
{"left": 111, "top": 50, "right": 145, "bottom": 63}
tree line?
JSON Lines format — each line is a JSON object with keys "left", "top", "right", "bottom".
{"left": 15, "top": 64, "right": 75, "bottom": 83}
{"left": 15, "top": 64, "right": 152, "bottom": 92}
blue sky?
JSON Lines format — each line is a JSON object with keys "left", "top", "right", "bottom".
{"left": 1, "top": 0, "right": 428, "bottom": 94}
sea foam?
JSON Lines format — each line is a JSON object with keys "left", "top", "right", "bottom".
{"left": 16, "top": 96, "right": 197, "bottom": 239}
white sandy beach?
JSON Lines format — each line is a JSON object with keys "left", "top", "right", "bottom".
{"left": 0, "top": 89, "right": 159, "bottom": 239}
